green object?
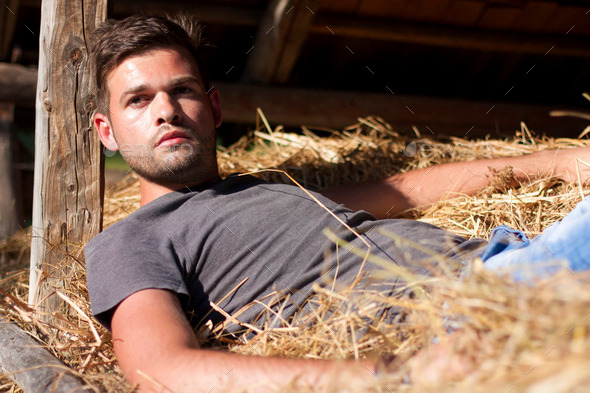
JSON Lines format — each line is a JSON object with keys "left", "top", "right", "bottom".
{"left": 105, "top": 151, "right": 130, "bottom": 171}
{"left": 15, "top": 129, "right": 35, "bottom": 155}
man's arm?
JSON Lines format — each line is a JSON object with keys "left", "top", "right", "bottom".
{"left": 320, "top": 146, "right": 590, "bottom": 219}
{"left": 111, "top": 289, "right": 375, "bottom": 392}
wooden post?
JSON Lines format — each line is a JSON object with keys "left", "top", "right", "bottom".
{"left": 29, "top": 0, "right": 106, "bottom": 315}
{"left": 0, "top": 102, "right": 18, "bottom": 240}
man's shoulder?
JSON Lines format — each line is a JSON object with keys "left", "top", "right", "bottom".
{"left": 84, "top": 176, "right": 254, "bottom": 250}
{"left": 84, "top": 191, "right": 184, "bottom": 255}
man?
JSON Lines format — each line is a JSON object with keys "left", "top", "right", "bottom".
{"left": 85, "top": 14, "right": 589, "bottom": 392}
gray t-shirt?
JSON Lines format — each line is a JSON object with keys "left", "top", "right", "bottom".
{"left": 85, "top": 175, "right": 486, "bottom": 334}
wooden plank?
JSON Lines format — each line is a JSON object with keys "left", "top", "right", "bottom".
{"left": 0, "top": 0, "right": 20, "bottom": 61}
{"left": 110, "top": 0, "right": 262, "bottom": 26}
{"left": 310, "top": 14, "right": 590, "bottom": 57}
{"left": 477, "top": 5, "right": 523, "bottom": 30}
{"left": 29, "top": 0, "right": 106, "bottom": 315}
{"left": 0, "top": 102, "right": 17, "bottom": 240}
{"left": 319, "top": 0, "right": 360, "bottom": 15}
{"left": 215, "top": 82, "right": 589, "bottom": 137}
{"left": 412, "top": 0, "right": 452, "bottom": 23}
{"left": 570, "top": 8, "right": 590, "bottom": 35}
{"left": 242, "top": 0, "right": 319, "bottom": 84}
{"left": 357, "top": 0, "right": 409, "bottom": 19}
{"left": 401, "top": 0, "right": 452, "bottom": 23}
{"left": 399, "top": 0, "right": 422, "bottom": 20}
{"left": 442, "top": 0, "right": 486, "bottom": 26}
{"left": 0, "top": 63, "right": 37, "bottom": 106}
{"left": 544, "top": 5, "right": 586, "bottom": 34}
{"left": 273, "top": 0, "right": 319, "bottom": 83}
{"left": 515, "top": 1, "right": 559, "bottom": 32}
{"left": 0, "top": 318, "right": 88, "bottom": 392}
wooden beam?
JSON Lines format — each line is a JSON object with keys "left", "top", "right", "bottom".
{"left": 4, "top": 63, "right": 587, "bottom": 137}
{"left": 0, "top": 63, "right": 37, "bottom": 106}
{"left": 0, "top": 0, "right": 20, "bottom": 61}
{"left": 0, "top": 102, "right": 18, "bottom": 240}
{"left": 0, "top": 318, "right": 88, "bottom": 392}
{"left": 215, "top": 82, "right": 589, "bottom": 137}
{"left": 310, "top": 14, "right": 590, "bottom": 57}
{"left": 273, "top": 0, "right": 319, "bottom": 83}
{"left": 242, "top": 0, "right": 319, "bottom": 84}
{"left": 29, "top": 0, "right": 106, "bottom": 315}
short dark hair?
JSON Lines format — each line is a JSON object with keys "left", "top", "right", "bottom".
{"left": 90, "top": 14, "right": 209, "bottom": 112}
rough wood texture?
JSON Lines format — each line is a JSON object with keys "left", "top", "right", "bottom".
{"left": 242, "top": 0, "right": 319, "bottom": 84}
{"left": 0, "top": 63, "right": 37, "bottom": 106}
{"left": 29, "top": 0, "right": 106, "bottom": 313}
{"left": 0, "top": 318, "right": 89, "bottom": 392}
{"left": 0, "top": 102, "right": 18, "bottom": 240}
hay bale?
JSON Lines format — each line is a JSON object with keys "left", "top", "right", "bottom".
{"left": 1, "top": 116, "right": 589, "bottom": 392}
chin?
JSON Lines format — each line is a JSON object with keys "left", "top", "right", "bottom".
{"left": 123, "top": 145, "right": 217, "bottom": 185}
{"left": 140, "top": 161, "right": 216, "bottom": 186}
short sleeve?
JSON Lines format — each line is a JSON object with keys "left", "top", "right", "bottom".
{"left": 84, "top": 218, "right": 189, "bottom": 331}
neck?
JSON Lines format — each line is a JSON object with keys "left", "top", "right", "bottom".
{"left": 138, "top": 172, "right": 220, "bottom": 206}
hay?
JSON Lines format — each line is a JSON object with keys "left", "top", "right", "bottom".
{"left": 1, "top": 115, "right": 589, "bottom": 392}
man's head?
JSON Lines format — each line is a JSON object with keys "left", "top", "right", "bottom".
{"left": 91, "top": 15, "right": 222, "bottom": 191}
{"left": 91, "top": 14, "right": 209, "bottom": 113}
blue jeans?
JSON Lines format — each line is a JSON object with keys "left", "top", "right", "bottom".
{"left": 482, "top": 196, "right": 590, "bottom": 280}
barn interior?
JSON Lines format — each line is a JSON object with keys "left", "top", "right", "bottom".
{"left": 1, "top": 3, "right": 590, "bottom": 392}
{"left": 1, "top": 0, "right": 590, "bottom": 230}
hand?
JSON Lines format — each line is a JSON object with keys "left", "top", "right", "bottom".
{"left": 407, "top": 333, "right": 476, "bottom": 385}
{"left": 552, "top": 146, "right": 590, "bottom": 185}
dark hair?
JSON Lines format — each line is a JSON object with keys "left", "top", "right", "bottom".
{"left": 90, "top": 14, "right": 209, "bottom": 112}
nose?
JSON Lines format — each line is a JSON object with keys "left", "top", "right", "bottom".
{"left": 154, "top": 92, "right": 181, "bottom": 125}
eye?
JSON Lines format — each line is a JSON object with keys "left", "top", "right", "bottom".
{"left": 127, "top": 95, "right": 148, "bottom": 106}
{"left": 174, "top": 86, "right": 194, "bottom": 95}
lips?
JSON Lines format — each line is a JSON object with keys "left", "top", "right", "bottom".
{"left": 156, "top": 130, "right": 191, "bottom": 147}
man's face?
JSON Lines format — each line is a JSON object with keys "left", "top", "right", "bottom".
{"left": 95, "top": 47, "right": 222, "bottom": 186}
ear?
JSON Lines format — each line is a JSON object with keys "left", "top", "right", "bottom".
{"left": 208, "top": 88, "right": 223, "bottom": 128}
{"left": 94, "top": 112, "right": 119, "bottom": 151}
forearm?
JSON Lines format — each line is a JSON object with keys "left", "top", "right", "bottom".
{"left": 321, "top": 147, "right": 589, "bottom": 219}
{"left": 113, "top": 285, "right": 378, "bottom": 393}
{"left": 133, "top": 348, "right": 376, "bottom": 393}
{"left": 384, "top": 150, "right": 558, "bottom": 213}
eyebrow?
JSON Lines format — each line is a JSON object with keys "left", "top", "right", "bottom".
{"left": 119, "top": 83, "right": 150, "bottom": 105}
{"left": 169, "top": 75, "right": 201, "bottom": 86}
{"left": 119, "top": 75, "right": 201, "bottom": 105}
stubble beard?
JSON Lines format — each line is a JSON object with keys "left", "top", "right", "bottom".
{"left": 117, "top": 125, "right": 218, "bottom": 187}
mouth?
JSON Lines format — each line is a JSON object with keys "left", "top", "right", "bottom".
{"left": 156, "top": 130, "right": 191, "bottom": 148}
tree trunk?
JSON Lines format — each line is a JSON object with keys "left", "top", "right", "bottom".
{"left": 29, "top": 0, "right": 106, "bottom": 316}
